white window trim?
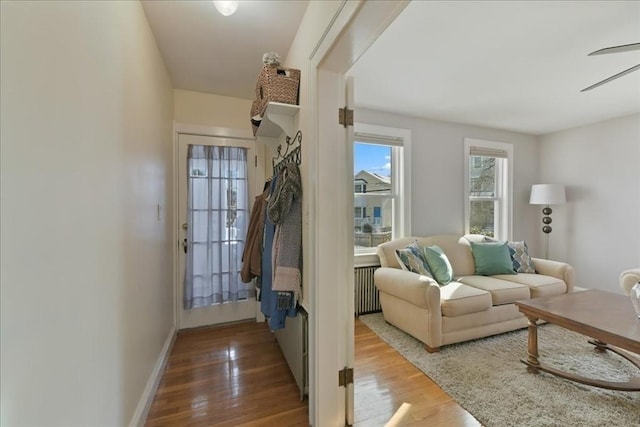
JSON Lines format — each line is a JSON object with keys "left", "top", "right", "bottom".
{"left": 463, "top": 138, "right": 513, "bottom": 241}
{"left": 354, "top": 123, "right": 411, "bottom": 266}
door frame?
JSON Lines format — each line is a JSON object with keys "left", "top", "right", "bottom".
{"left": 308, "top": 1, "right": 410, "bottom": 425}
{"left": 172, "top": 123, "right": 261, "bottom": 331}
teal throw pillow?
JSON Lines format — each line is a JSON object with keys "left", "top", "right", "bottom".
{"left": 507, "top": 241, "right": 537, "bottom": 273}
{"left": 470, "top": 241, "right": 516, "bottom": 276}
{"left": 423, "top": 245, "right": 453, "bottom": 285}
{"left": 395, "top": 241, "right": 433, "bottom": 278}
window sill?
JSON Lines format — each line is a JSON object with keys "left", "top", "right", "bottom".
{"left": 354, "top": 252, "right": 380, "bottom": 268}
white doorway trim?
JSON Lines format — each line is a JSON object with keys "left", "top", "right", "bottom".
{"left": 307, "top": 1, "right": 410, "bottom": 425}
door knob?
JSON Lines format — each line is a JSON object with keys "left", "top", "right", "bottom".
{"left": 182, "top": 238, "right": 188, "bottom": 254}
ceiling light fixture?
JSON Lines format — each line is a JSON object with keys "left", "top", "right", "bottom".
{"left": 213, "top": 1, "right": 239, "bottom": 17}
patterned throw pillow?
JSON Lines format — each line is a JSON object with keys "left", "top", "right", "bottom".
{"left": 507, "top": 241, "right": 537, "bottom": 273}
{"left": 395, "top": 241, "right": 433, "bottom": 278}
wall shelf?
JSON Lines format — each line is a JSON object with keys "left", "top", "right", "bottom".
{"left": 256, "top": 102, "right": 300, "bottom": 138}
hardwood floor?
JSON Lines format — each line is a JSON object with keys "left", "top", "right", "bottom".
{"left": 145, "top": 321, "right": 308, "bottom": 427}
{"left": 145, "top": 318, "right": 481, "bottom": 426}
{"left": 354, "top": 319, "right": 481, "bottom": 427}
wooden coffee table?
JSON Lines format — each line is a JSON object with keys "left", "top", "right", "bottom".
{"left": 515, "top": 290, "right": 640, "bottom": 391}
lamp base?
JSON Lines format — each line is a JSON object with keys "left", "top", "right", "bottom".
{"left": 541, "top": 206, "right": 552, "bottom": 258}
{"left": 542, "top": 206, "right": 552, "bottom": 234}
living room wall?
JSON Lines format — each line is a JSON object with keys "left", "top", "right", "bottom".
{"left": 539, "top": 113, "right": 640, "bottom": 294}
{"left": 356, "top": 108, "right": 543, "bottom": 254}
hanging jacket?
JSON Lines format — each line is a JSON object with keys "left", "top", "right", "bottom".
{"left": 241, "top": 186, "right": 270, "bottom": 283}
{"left": 267, "top": 162, "right": 302, "bottom": 225}
{"left": 272, "top": 191, "right": 302, "bottom": 299}
{"left": 260, "top": 173, "right": 297, "bottom": 331}
{"left": 269, "top": 163, "right": 303, "bottom": 309}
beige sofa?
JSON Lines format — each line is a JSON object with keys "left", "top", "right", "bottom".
{"left": 374, "top": 234, "right": 575, "bottom": 352}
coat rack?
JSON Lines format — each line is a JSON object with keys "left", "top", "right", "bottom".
{"left": 272, "top": 130, "right": 302, "bottom": 175}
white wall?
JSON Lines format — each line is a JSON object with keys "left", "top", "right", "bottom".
{"left": 356, "top": 108, "right": 543, "bottom": 252}
{"left": 0, "top": 2, "right": 175, "bottom": 426}
{"left": 174, "top": 89, "right": 253, "bottom": 130}
{"left": 539, "top": 113, "right": 640, "bottom": 293}
{"left": 283, "top": 2, "right": 346, "bottom": 425}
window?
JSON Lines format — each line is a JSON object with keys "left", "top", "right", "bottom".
{"left": 354, "top": 180, "right": 367, "bottom": 193}
{"left": 464, "top": 138, "right": 513, "bottom": 240}
{"left": 353, "top": 124, "right": 411, "bottom": 255}
{"left": 184, "top": 145, "right": 252, "bottom": 309}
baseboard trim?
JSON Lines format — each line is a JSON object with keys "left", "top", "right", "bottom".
{"left": 129, "top": 325, "right": 177, "bottom": 427}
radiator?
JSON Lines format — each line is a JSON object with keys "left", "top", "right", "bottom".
{"left": 355, "top": 265, "right": 382, "bottom": 316}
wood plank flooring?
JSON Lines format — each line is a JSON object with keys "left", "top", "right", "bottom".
{"left": 145, "top": 318, "right": 481, "bottom": 426}
{"left": 354, "top": 319, "right": 481, "bottom": 427}
{"left": 145, "top": 321, "right": 308, "bottom": 427}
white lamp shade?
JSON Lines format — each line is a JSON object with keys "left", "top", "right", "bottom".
{"left": 530, "top": 184, "right": 566, "bottom": 205}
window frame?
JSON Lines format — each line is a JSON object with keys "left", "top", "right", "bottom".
{"left": 353, "top": 123, "right": 411, "bottom": 264}
{"left": 463, "top": 138, "right": 513, "bottom": 241}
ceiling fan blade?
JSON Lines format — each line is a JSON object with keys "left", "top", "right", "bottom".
{"left": 588, "top": 42, "right": 640, "bottom": 56}
{"left": 581, "top": 63, "right": 640, "bottom": 92}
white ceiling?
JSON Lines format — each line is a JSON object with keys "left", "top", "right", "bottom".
{"left": 143, "top": 1, "right": 640, "bottom": 136}
{"left": 141, "top": 0, "right": 309, "bottom": 99}
{"left": 349, "top": 1, "right": 640, "bottom": 135}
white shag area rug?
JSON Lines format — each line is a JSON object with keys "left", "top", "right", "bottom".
{"left": 359, "top": 313, "right": 640, "bottom": 427}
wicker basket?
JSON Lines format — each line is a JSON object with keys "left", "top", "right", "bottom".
{"left": 250, "top": 65, "right": 300, "bottom": 136}
{"left": 256, "top": 65, "right": 300, "bottom": 110}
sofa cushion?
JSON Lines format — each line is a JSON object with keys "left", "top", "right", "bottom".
{"left": 395, "top": 241, "right": 433, "bottom": 278}
{"left": 440, "top": 282, "right": 493, "bottom": 317}
{"left": 457, "top": 275, "right": 530, "bottom": 305}
{"left": 494, "top": 273, "right": 566, "bottom": 298}
{"left": 469, "top": 241, "right": 516, "bottom": 276}
{"left": 507, "top": 241, "right": 536, "bottom": 273}
{"left": 424, "top": 245, "right": 454, "bottom": 285}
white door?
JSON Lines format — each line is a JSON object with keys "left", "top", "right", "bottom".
{"left": 177, "top": 133, "right": 257, "bottom": 330}
{"left": 344, "top": 76, "right": 356, "bottom": 426}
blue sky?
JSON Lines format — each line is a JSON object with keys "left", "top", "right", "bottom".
{"left": 354, "top": 143, "right": 391, "bottom": 176}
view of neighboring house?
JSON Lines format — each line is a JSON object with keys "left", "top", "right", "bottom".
{"left": 468, "top": 156, "right": 496, "bottom": 236}
{"left": 354, "top": 170, "right": 392, "bottom": 248}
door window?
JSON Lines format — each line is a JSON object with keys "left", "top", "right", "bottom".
{"left": 184, "top": 145, "right": 254, "bottom": 309}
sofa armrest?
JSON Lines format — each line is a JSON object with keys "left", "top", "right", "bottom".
{"left": 374, "top": 267, "right": 441, "bottom": 311}
{"left": 532, "top": 258, "right": 575, "bottom": 293}
{"left": 620, "top": 269, "right": 640, "bottom": 295}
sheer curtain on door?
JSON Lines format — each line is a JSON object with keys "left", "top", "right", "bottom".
{"left": 184, "top": 145, "right": 254, "bottom": 309}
